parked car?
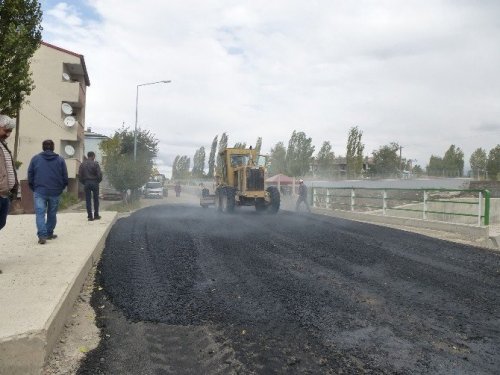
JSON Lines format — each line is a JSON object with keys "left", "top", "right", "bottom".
{"left": 101, "top": 186, "right": 122, "bottom": 200}
{"left": 100, "top": 176, "right": 122, "bottom": 200}
{"left": 144, "top": 181, "right": 164, "bottom": 199}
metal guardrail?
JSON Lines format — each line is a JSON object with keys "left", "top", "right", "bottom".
{"left": 311, "top": 187, "right": 490, "bottom": 226}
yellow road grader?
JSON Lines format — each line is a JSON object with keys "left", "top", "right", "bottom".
{"left": 200, "top": 147, "right": 280, "bottom": 213}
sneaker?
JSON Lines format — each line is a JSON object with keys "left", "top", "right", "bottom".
{"left": 94, "top": 215, "right": 101, "bottom": 220}
{"left": 38, "top": 238, "right": 47, "bottom": 244}
{"left": 47, "top": 234, "right": 58, "bottom": 240}
{"left": 88, "top": 217, "right": 94, "bottom": 221}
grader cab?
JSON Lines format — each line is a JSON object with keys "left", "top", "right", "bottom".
{"left": 200, "top": 147, "right": 280, "bottom": 213}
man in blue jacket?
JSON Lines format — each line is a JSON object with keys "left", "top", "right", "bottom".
{"left": 28, "top": 140, "right": 68, "bottom": 244}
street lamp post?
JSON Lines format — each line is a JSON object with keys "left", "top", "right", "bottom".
{"left": 134, "top": 80, "right": 171, "bottom": 161}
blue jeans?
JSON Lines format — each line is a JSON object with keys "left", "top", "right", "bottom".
{"left": 34, "top": 192, "right": 60, "bottom": 238}
{"left": 0, "top": 197, "right": 10, "bottom": 230}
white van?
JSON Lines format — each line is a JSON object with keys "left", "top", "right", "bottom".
{"left": 144, "top": 181, "right": 164, "bottom": 199}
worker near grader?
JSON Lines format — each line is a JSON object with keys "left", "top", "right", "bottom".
{"left": 174, "top": 182, "right": 181, "bottom": 197}
{"left": 296, "top": 179, "right": 311, "bottom": 213}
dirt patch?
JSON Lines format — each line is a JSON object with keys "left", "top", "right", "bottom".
{"left": 42, "top": 266, "right": 100, "bottom": 375}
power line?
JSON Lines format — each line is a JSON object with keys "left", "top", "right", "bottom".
{"left": 26, "top": 102, "right": 67, "bottom": 131}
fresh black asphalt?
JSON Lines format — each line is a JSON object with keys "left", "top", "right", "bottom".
{"left": 79, "top": 204, "right": 500, "bottom": 374}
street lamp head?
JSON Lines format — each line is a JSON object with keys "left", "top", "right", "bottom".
{"left": 137, "top": 80, "right": 171, "bottom": 88}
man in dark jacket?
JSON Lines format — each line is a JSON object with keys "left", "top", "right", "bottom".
{"left": 78, "top": 151, "right": 102, "bottom": 221}
{"left": 295, "top": 179, "right": 311, "bottom": 213}
{"left": 28, "top": 140, "right": 68, "bottom": 244}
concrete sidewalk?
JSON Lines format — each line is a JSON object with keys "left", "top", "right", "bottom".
{"left": 0, "top": 211, "right": 117, "bottom": 375}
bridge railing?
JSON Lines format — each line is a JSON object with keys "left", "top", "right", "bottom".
{"left": 311, "top": 187, "right": 490, "bottom": 226}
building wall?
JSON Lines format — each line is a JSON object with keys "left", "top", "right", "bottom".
{"left": 12, "top": 43, "right": 89, "bottom": 211}
{"left": 84, "top": 134, "right": 108, "bottom": 164}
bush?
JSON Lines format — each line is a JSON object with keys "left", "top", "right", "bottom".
{"left": 59, "top": 192, "right": 79, "bottom": 210}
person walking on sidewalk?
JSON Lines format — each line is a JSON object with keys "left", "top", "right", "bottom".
{"left": 28, "top": 140, "right": 68, "bottom": 244}
{"left": 78, "top": 151, "right": 102, "bottom": 221}
{"left": 295, "top": 179, "right": 311, "bottom": 213}
{"left": 0, "top": 115, "right": 18, "bottom": 232}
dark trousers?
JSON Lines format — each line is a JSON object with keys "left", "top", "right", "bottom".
{"left": 296, "top": 196, "right": 311, "bottom": 212}
{"left": 84, "top": 181, "right": 100, "bottom": 219}
{"left": 0, "top": 197, "right": 10, "bottom": 230}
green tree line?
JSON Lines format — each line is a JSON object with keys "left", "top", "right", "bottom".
{"left": 174, "top": 126, "right": 500, "bottom": 182}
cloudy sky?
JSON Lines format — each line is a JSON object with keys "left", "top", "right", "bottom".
{"left": 40, "top": 0, "right": 500, "bottom": 176}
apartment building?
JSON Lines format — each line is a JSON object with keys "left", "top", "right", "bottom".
{"left": 13, "top": 41, "right": 90, "bottom": 212}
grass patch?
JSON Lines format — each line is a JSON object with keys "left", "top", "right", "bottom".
{"left": 105, "top": 200, "right": 141, "bottom": 212}
{"left": 59, "top": 192, "right": 80, "bottom": 210}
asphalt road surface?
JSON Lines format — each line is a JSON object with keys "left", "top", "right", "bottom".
{"left": 78, "top": 204, "right": 500, "bottom": 374}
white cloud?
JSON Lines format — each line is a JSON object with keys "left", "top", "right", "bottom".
{"left": 41, "top": 0, "right": 500, "bottom": 175}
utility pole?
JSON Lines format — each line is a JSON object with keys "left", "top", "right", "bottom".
{"left": 13, "top": 112, "right": 20, "bottom": 163}
{"left": 399, "top": 145, "right": 403, "bottom": 173}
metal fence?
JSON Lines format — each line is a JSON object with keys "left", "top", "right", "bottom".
{"left": 311, "top": 187, "right": 490, "bottom": 226}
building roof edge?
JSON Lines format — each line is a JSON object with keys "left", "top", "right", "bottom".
{"left": 41, "top": 41, "right": 91, "bottom": 87}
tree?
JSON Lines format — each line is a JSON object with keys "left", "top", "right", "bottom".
{"left": 207, "top": 135, "right": 218, "bottom": 178}
{"left": 427, "top": 155, "right": 444, "bottom": 176}
{"left": 268, "top": 141, "right": 287, "bottom": 176}
{"left": 316, "top": 141, "right": 335, "bottom": 178}
{"left": 100, "top": 127, "right": 159, "bottom": 197}
{"left": 0, "top": 0, "right": 42, "bottom": 116}
{"left": 255, "top": 137, "right": 262, "bottom": 154}
{"left": 216, "top": 132, "right": 228, "bottom": 174}
{"left": 233, "top": 142, "right": 246, "bottom": 148}
{"left": 346, "top": 126, "right": 364, "bottom": 178}
{"left": 171, "top": 155, "right": 179, "bottom": 179}
{"left": 412, "top": 165, "right": 424, "bottom": 176}
{"left": 370, "top": 142, "right": 400, "bottom": 177}
{"left": 443, "top": 144, "right": 464, "bottom": 177}
{"left": 175, "top": 155, "right": 191, "bottom": 179}
{"left": 191, "top": 147, "right": 206, "bottom": 178}
{"left": 285, "top": 130, "right": 315, "bottom": 177}
{"left": 487, "top": 144, "right": 500, "bottom": 180}
{"left": 469, "top": 148, "right": 487, "bottom": 180}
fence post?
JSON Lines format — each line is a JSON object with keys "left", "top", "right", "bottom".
{"left": 423, "top": 190, "right": 427, "bottom": 220}
{"left": 351, "top": 188, "right": 355, "bottom": 212}
{"left": 484, "top": 190, "right": 490, "bottom": 226}
{"left": 383, "top": 189, "right": 387, "bottom": 216}
{"left": 326, "top": 188, "right": 331, "bottom": 209}
{"left": 478, "top": 191, "right": 482, "bottom": 226}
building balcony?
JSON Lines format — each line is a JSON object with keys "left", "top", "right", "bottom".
{"left": 60, "top": 119, "right": 84, "bottom": 142}
{"left": 64, "top": 158, "right": 81, "bottom": 179}
{"left": 59, "top": 80, "right": 81, "bottom": 106}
